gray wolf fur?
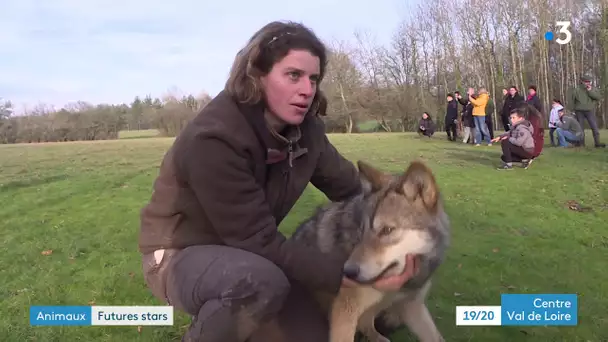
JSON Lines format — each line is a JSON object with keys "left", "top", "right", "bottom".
{"left": 290, "top": 160, "right": 450, "bottom": 342}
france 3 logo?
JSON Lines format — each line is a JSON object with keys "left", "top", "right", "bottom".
{"left": 544, "top": 21, "right": 572, "bottom": 45}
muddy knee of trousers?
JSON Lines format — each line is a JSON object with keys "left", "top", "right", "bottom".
{"left": 222, "top": 261, "right": 291, "bottom": 320}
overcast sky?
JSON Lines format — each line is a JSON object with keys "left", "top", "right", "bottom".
{"left": 0, "top": 0, "right": 417, "bottom": 112}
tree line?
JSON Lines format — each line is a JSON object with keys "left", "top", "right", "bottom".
{"left": 1, "top": 0, "right": 606, "bottom": 143}
{"left": 321, "top": 0, "right": 608, "bottom": 133}
{"left": 0, "top": 93, "right": 212, "bottom": 144}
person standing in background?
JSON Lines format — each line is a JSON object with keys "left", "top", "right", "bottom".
{"left": 456, "top": 91, "right": 475, "bottom": 144}
{"left": 501, "top": 86, "right": 525, "bottom": 132}
{"left": 469, "top": 87, "right": 492, "bottom": 146}
{"left": 548, "top": 99, "right": 563, "bottom": 147}
{"left": 445, "top": 93, "right": 458, "bottom": 141}
{"left": 567, "top": 75, "right": 605, "bottom": 148}
{"left": 484, "top": 93, "right": 495, "bottom": 140}
{"left": 526, "top": 85, "right": 543, "bottom": 114}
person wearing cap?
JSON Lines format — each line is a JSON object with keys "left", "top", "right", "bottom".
{"left": 566, "top": 75, "right": 605, "bottom": 148}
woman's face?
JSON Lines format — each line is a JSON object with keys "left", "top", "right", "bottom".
{"left": 422, "top": 113, "right": 428, "bottom": 119}
{"left": 260, "top": 49, "right": 320, "bottom": 128}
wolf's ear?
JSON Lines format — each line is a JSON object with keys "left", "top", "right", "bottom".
{"left": 396, "top": 161, "right": 439, "bottom": 211}
{"left": 357, "top": 160, "right": 391, "bottom": 193}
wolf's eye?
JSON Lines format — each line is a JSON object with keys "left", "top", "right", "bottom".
{"left": 379, "top": 226, "right": 394, "bottom": 236}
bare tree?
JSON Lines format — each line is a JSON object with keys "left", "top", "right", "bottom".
{"left": 2, "top": 0, "right": 607, "bottom": 144}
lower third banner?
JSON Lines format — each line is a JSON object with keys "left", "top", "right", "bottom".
{"left": 455, "top": 293, "right": 578, "bottom": 326}
{"left": 30, "top": 306, "right": 174, "bottom": 326}
{"left": 500, "top": 294, "right": 578, "bottom": 326}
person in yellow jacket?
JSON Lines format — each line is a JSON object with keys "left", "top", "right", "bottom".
{"left": 468, "top": 87, "right": 492, "bottom": 146}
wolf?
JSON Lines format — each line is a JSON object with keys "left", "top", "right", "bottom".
{"left": 290, "top": 160, "right": 450, "bottom": 342}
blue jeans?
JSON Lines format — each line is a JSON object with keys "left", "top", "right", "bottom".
{"left": 556, "top": 128, "right": 580, "bottom": 147}
{"left": 474, "top": 116, "right": 491, "bottom": 144}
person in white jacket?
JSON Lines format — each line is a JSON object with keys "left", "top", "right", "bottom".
{"left": 548, "top": 99, "right": 563, "bottom": 146}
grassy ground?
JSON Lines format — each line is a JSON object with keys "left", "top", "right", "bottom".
{"left": 1, "top": 131, "right": 607, "bottom": 342}
{"left": 118, "top": 129, "right": 160, "bottom": 139}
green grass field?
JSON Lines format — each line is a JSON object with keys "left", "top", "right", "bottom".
{"left": 118, "top": 129, "right": 161, "bottom": 139}
{"left": 1, "top": 131, "right": 607, "bottom": 341}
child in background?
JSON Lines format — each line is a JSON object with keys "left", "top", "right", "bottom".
{"left": 548, "top": 99, "right": 563, "bottom": 146}
{"left": 492, "top": 108, "right": 535, "bottom": 170}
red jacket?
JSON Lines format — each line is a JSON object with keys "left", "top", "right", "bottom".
{"left": 527, "top": 113, "right": 544, "bottom": 157}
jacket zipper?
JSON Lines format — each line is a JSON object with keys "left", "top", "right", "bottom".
{"left": 287, "top": 141, "right": 294, "bottom": 167}
{"left": 276, "top": 141, "right": 293, "bottom": 222}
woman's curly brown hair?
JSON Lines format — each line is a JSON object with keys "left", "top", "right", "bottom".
{"left": 225, "top": 21, "right": 328, "bottom": 116}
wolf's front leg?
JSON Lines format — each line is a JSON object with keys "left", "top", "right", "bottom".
{"left": 329, "top": 287, "right": 384, "bottom": 342}
{"left": 329, "top": 287, "right": 382, "bottom": 342}
{"left": 357, "top": 309, "right": 391, "bottom": 342}
{"left": 329, "top": 287, "right": 363, "bottom": 342}
{"left": 401, "top": 300, "right": 444, "bottom": 342}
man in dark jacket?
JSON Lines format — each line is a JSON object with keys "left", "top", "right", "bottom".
{"left": 501, "top": 86, "right": 525, "bottom": 131}
{"left": 484, "top": 95, "right": 495, "bottom": 139}
{"left": 445, "top": 93, "right": 458, "bottom": 141}
{"left": 567, "top": 75, "right": 605, "bottom": 148}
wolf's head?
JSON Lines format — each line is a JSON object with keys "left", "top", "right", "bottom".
{"left": 343, "top": 160, "right": 447, "bottom": 285}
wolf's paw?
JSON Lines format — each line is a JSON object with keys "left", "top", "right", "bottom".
{"left": 372, "top": 337, "right": 391, "bottom": 342}
{"left": 421, "top": 337, "right": 444, "bottom": 342}
{"left": 366, "top": 334, "right": 391, "bottom": 342}
{"left": 355, "top": 332, "right": 391, "bottom": 342}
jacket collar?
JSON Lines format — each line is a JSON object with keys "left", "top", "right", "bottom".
{"left": 233, "top": 94, "right": 308, "bottom": 165}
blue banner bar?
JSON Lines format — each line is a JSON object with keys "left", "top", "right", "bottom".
{"left": 30, "top": 305, "right": 174, "bottom": 326}
{"left": 30, "top": 306, "right": 92, "bottom": 326}
{"left": 501, "top": 294, "right": 578, "bottom": 326}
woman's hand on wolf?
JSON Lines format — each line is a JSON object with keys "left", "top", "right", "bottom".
{"left": 341, "top": 276, "right": 360, "bottom": 288}
{"left": 372, "top": 254, "right": 419, "bottom": 291}
{"left": 340, "top": 254, "right": 419, "bottom": 291}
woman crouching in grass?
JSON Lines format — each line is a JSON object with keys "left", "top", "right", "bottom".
{"left": 417, "top": 112, "right": 435, "bottom": 138}
{"left": 492, "top": 107, "right": 536, "bottom": 170}
{"left": 137, "top": 20, "right": 419, "bottom": 342}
